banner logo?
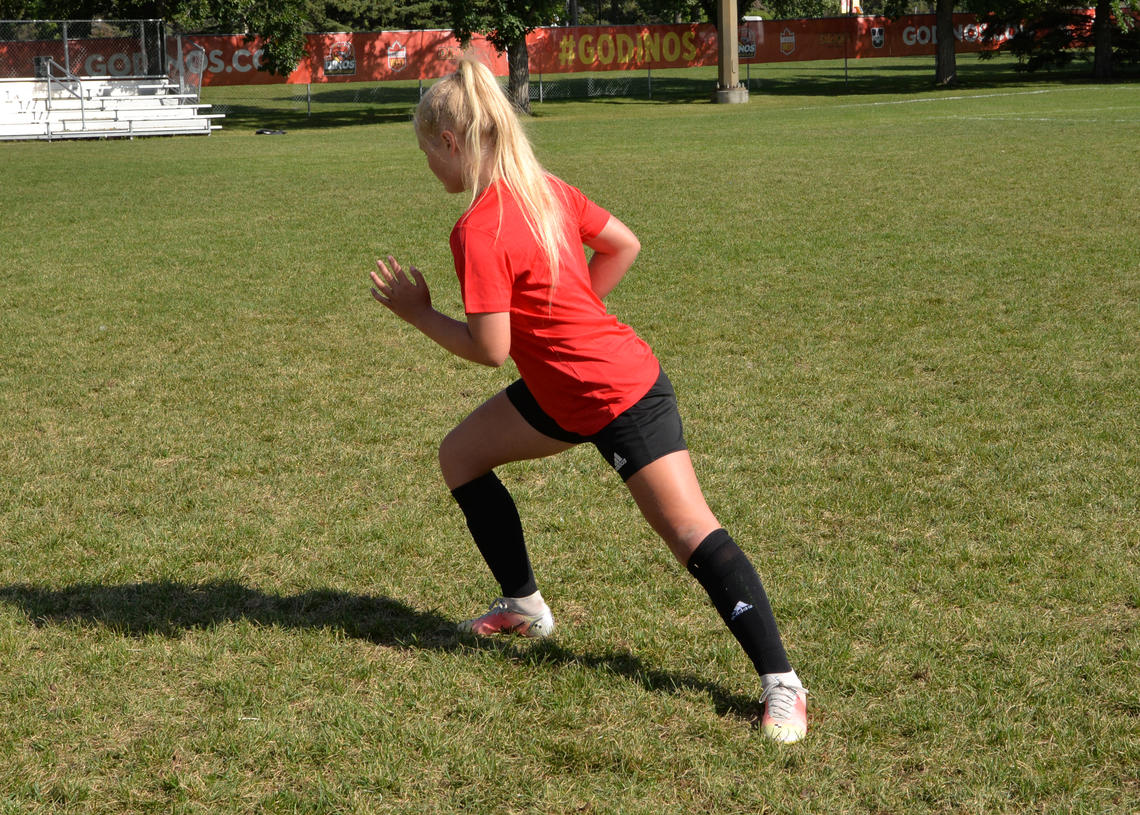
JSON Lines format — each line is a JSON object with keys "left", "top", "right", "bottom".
{"left": 871, "top": 27, "right": 885, "bottom": 48}
{"left": 780, "top": 27, "right": 796, "bottom": 55}
{"left": 738, "top": 26, "right": 757, "bottom": 59}
{"left": 324, "top": 40, "right": 355, "bottom": 76}
{"left": 387, "top": 40, "right": 407, "bottom": 72}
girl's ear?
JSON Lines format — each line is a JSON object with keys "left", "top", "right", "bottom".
{"left": 440, "top": 129, "right": 459, "bottom": 154}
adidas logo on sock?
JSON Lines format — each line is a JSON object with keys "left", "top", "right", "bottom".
{"left": 730, "top": 601, "right": 754, "bottom": 621}
{"left": 613, "top": 452, "right": 628, "bottom": 470}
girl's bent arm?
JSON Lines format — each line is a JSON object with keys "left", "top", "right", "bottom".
{"left": 412, "top": 310, "right": 510, "bottom": 368}
{"left": 371, "top": 256, "right": 510, "bottom": 367}
{"left": 585, "top": 215, "right": 641, "bottom": 299}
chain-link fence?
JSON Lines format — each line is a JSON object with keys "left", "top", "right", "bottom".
{"left": 166, "top": 36, "right": 206, "bottom": 100}
{"left": 529, "top": 70, "right": 763, "bottom": 100}
{"left": 0, "top": 19, "right": 165, "bottom": 80}
{"left": 531, "top": 73, "right": 649, "bottom": 101}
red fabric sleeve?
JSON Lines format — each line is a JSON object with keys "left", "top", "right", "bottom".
{"left": 574, "top": 185, "right": 612, "bottom": 242}
{"left": 452, "top": 226, "right": 516, "bottom": 314}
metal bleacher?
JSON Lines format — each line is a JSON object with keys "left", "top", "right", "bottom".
{"left": 0, "top": 72, "right": 222, "bottom": 141}
{"left": 0, "top": 19, "right": 223, "bottom": 142}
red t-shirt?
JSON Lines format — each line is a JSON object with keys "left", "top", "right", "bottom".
{"left": 450, "top": 177, "right": 660, "bottom": 435}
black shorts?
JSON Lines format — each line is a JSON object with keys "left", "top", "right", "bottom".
{"left": 506, "top": 367, "right": 688, "bottom": 481}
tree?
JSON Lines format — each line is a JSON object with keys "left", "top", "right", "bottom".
{"left": 979, "top": 0, "right": 1138, "bottom": 79}
{"left": 608, "top": 0, "right": 715, "bottom": 24}
{"left": 761, "top": 0, "right": 837, "bottom": 18}
{"left": 878, "top": 0, "right": 956, "bottom": 86}
{"left": 933, "top": 0, "right": 955, "bottom": 85}
{"left": 0, "top": 0, "right": 313, "bottom": 76}
{"left": 447, "top": 0, "right": 563, "bottom": 114}
{"left": 0, "top": 0, "right": 394, "bottom": 76}
{"left": 303, "top": 0, "right": 450, "bottom": 32}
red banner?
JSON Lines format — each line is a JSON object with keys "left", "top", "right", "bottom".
{"left": 528, "top": 24, "right": 717, "bottom": 73}
{"left": 180, "top": 15, "right": 1015, "bottom": 86}
{"left": 737, "top": 15, "right": 1017, "bottom": 63}
{"left": 0, "top": 15, "right": 1026, "bottom": 86}
{"left": 185, "top": 30, "right": 505, "bottom": 85}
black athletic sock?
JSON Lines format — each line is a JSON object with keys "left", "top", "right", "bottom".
{"left": 686, "top": 529, "right": 792, "bottom": 676}
{"left": 450, "top": 471, "right": 538, "bottom": 599}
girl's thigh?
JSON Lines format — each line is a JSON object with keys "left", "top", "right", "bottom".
{"left": 439, "top": 389, "right": 574, "bottom": 489}
{"left": 624, "top": 450, "right": 721, "bottom": 565}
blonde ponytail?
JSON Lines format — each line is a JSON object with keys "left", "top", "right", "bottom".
{"left": 414, "top": 57, "right": 570, "bottom": 291}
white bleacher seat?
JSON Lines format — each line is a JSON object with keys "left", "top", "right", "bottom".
{"left": 0, "top": 76, "right": 223, "bottom": 141}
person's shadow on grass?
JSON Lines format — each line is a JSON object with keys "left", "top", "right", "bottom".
{"left": 0, "top": 579, "right": 760, "bottom": 721}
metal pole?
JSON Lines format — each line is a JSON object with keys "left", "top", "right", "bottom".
{"left": 62, "top": 21, "right": 70, "bottom": 75}
{"left": 307, "top": 83, "right": 312, "bottom": 117}
{"left": 845, "top": 13, "right": 850, "bottom": 90}
{"left": 140, "top": 21, "right": 148, "bottom": 76}
{"left": 647, "top": 66, "right": 652, "bottom": 100}
{"left": 177, "top": 35, "right": 185, "bottom": 94}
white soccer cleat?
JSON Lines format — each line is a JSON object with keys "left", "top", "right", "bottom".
{"left": 760, "top": 679, "right": 808, "bottom": 743}
{"left": 457, "top": 597, "right": 555, "bottom": 638}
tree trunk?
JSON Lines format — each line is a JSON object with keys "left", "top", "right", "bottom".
{"left": 507, "top": 37, "right": 531, "bottom": 115}
{"left": 1093, "top": 0, "right": 1114, "bottom": 79}
{"left": 934, "top": 0, "right": 957, "bottom": 87}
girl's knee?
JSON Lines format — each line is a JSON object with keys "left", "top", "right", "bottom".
{"left": 438, "top": 429, "right": 463, "bottom": 485}
{"left": 439, "top": 426, "right": 486, "bottom": 489}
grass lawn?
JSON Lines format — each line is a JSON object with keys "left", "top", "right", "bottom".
{"left": 1, "top": 54, "right": 1137, "bottom": 813}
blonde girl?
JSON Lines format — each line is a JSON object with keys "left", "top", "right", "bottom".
{"left": 369, "top": 57, "right": 808, "bottom": 743}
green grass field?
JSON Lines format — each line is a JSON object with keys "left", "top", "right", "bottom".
{"left": 1, "top": 56, "right": 1137, "bottom": 813}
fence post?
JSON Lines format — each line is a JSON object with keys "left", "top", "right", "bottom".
{"left": 176, "top": 34, "right": 184, "bottom": 94}
{"left": 139, "top": 20, "right": 148, "bottom": 76}
{"left": 62, "top": 21, "right": 70, "bottom": 75}
{"left": 307, "top": 83, "right": 312, "bottom": 117}
{"left": 647, "top": 67, "right": 652, "bottom": 100}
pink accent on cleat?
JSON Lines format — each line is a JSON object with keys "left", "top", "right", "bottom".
{"left": 457, "top": 597, "right": 555, "bottom": 638}
{"left": 760, "top": 680, "right": 808, "bottom": 744}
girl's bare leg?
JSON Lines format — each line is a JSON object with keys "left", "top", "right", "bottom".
{"left": 439, "top": 389, "right": 573, "bottom": 489}
{"left": 624, "top": 450, "right": 721, "bottom": 565}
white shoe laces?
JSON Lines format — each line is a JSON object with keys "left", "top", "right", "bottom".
{"left": 760, "top": 680, "right": 806, "bottom": 721}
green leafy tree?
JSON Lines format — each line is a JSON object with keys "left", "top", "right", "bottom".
{"left": 573, "top": 0, "right": 715, "bottom": 24}
{"left": 979, "top": 0, "right": 1138, "bottom": 78}
{"left": 759, "top": 0, "right": 837, "bottom": 18}
{"left": 1, "top": 0, "right": 319, "bottom": 76}
{"left": 447, "top": 0, "right": 563, "bottom": 114}
{"left": 304, "top": 0, "right": 450, "bottom": 32}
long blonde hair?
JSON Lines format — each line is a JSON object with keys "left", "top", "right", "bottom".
{"left": 414, "top": 57, "right": 570, "bottom": 290}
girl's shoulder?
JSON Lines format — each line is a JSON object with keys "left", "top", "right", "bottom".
{"left": 454, "top": 184, "right": 504, "bottom": 230}
{"left": 546, "top": 173, "right": 587, "bottom": 202}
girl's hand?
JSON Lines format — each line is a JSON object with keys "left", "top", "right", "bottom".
{"left": 370, "top": 255, "right": 432, "bottom": 326}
